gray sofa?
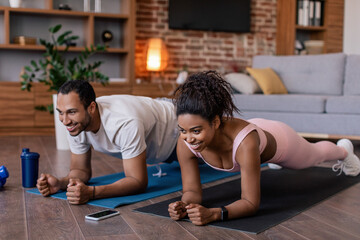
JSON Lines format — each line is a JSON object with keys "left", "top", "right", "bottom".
{"left": 233, "top": 53, "right": 360, "bottom": 138}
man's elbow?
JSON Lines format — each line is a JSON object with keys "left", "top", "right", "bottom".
{"left": 138, "top": 180, "right": 148, "bottom": 193}
{"left": 133, "top": 177, "right": 148, "bottom": 194}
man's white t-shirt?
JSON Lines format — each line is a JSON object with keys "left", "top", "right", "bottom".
{"left": 67, "top": 95, "right": 178, "bottom": 164}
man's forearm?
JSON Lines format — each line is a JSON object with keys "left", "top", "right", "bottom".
{"left": 93, "top": 176, "right": 147, "bottom": 199}
{"left": 59, "top": 169, "right": 91, "bottom": 190}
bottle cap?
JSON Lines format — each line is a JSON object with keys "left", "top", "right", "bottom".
{"left": 21, "top": 148, "right": 40, "bottom": 160}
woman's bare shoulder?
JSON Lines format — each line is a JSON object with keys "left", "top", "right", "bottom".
{"left": 223, "top": 118, "right": 251, "bottom": 139}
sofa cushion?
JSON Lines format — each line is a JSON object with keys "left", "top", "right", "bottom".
{"left": 252, "top": 53, "right": 346, "bottom": 95}
{"left": 232, "top": 94, "right": 326, "bottom": 113}
{"left": 246, "top": 67, "right": 288, "bottom": 94}
{"left": 224, "top": 73, "right": 261, "bottom": 94}
{"left": 326, "top": 96, "right": 360, "bottom": 114}
{"left": 344, "top": 54, "right": 360, "bottom": 96}
{"left": 236, "top": 111, "right": 360, "bottom": 136}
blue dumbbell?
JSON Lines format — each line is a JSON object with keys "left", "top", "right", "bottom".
{"left": 0, "top": 165, "right": 9, "bottom": 188}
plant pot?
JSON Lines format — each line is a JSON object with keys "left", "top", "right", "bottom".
{"left": 53, "top": 94, "right": 70, "bottom": 150}
{"left": 9, "top": 0, "right": 22, "bottom": 8}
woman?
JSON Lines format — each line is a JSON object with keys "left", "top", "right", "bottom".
{"left": 168, "top": 71, "right": 360, "bottom": 226}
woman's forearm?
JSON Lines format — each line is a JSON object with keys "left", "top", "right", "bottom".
{"left": 181, "top": 190, "right": 202, "bottom": 205}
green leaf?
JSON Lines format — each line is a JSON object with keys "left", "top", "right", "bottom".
{"left": 24, "top": 66, "right": 33, "bottom": 72}
{"left": 96, "top": 45, "right": 107, "bottom": 51}
{"left": 21, "top": 73, "right": 29, "bottom": 80}
{"left": 49, "top": 24, "right": 62, "bottom": 34}
{"left": 92, "top": 61, "right": 103, "bottom": 69}
{"left": 39, "top": 39, "right": 47, "bottom": 46}
{"left": 47, "top": 104, "right": 54, "bottom": 114}
{"left": 57, "top": 30, "right": 72, "bottom": 45}
{"left": 67, "top": 36, "right": 79, "bottom": 41}
{"left": 30, "top": 60, "right": 39, "bottom": 70}
{"left": 35, "top": 105, "right": 47, "bottom": 112}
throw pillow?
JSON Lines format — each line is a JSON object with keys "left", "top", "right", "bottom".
{"left": 246, "top": 67, "right": 288, "bottom": 94}
{"left": 224, "top": 73, "right": 261, "bottom": 94}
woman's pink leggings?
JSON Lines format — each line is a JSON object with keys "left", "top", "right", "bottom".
{"left": 249, "top": 118, "right": 347, "bottom": 169}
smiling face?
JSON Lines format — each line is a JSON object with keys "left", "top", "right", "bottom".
{"left": 56, "top": 91, "right": 94, "bottom": 136}
{"left": 177, "top": 114, "right": 220, "bottom": 152}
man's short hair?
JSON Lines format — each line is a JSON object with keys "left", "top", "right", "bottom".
{"left": 58, "top": 80, "right": 96, "bottom": 109}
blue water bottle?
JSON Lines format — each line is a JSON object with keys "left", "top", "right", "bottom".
{"left": 21, "top": 148, "right": 40, "bottom": 188}
{"left": 0, "top": 165, "right": 9, "bottom": 188}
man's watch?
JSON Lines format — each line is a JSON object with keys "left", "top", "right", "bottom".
{"left": 220, "top": 206, "right": 228, "bottom": 221}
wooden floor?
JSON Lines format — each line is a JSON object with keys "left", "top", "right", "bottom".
{"left": 1, "top": 136, "right": 360, "bottom": 240}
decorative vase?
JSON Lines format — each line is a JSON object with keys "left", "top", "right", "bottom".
{"left": 9, "top": 0, "right": 22, "bottom": 8}
{"left": 53, "top": 94, "right": 70, "bottom": 150}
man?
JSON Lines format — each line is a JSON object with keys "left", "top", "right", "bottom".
{"left": 36, "top": 80, "right": 178, "bottom": 204}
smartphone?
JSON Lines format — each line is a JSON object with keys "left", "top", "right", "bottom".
{"left": 85, "top": 209, "right": 120, "bottom": 221}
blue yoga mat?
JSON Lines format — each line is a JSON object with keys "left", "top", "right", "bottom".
{"left": 27, "top": 162, "right": 239, "bottom": 208}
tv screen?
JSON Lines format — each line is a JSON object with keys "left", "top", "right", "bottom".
{"left": 168, "top": 0, "right": 251, "bottom": 33}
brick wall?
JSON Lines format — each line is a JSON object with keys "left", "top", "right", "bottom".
{"left": 135, "top": 0, "right": 277, "bottom": 82}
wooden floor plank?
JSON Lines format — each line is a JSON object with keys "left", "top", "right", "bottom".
{"left": 251, "top": 226, "right": 309, "bottom": 240}
{"left": 91, "top": 150, "right": 124, "bottom": 177}
{"left": 38, "top": 136, "right": 72, "bottom": 178}
{"left": 280, "top": 214, "right": 360, "bottom": 240}
{"left": 322, "top": 183, "right": 360, "bottom": 218}
{"left": 69, "top": 204, "right": 137, "bottom": 239}
{"left": 25, "top": 193, "right": 86, "bottom": 239}
{"left": 304, "top": 201, "right": 360, "bottom": 238}
{"left": 123, "top": 200, "right": 199, "bottom": 240}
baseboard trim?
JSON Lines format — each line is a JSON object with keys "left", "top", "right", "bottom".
{"left": 298, "top": 132, "right": 360, "bottom": 141}
{"left": 0, "top": 127, "right": 54, "bottom": 136}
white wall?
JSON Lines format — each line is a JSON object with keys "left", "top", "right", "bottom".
{"left": 343, "top": 0, "right": 360, "bottom": 54}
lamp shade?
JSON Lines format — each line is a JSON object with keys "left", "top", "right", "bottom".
{"left": 145, "top": 38, "right": 168, "bottom": 72}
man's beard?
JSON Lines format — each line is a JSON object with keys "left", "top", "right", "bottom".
{"left": 70, "top": 112, "right": 92, "bottom": 137}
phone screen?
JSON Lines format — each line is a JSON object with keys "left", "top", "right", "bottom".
{"left": 85, "top": 210, "right": 119, "bottom": 221}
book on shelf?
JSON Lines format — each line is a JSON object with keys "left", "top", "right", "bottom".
{"left": 314, "top": 1, "right": 322, "bottom": 26}
{"left": 297, "top": 0, "right": 323, "bottom": 27}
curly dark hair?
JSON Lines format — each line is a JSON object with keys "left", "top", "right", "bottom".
{"left": 173, "top": 71, "right": 239, "bottom": 125}
{"left": 58, "top": 80, "right": 96, "bottom": 110}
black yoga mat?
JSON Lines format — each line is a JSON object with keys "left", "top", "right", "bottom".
{"left": 134, "top": 167, "right": 360, "bottom": 234}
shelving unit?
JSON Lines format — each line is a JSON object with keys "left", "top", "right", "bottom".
{"left": 276, "top": 0, "right": 344, "bottom": 55}
{"left": 0, "top": 0, "right": 134, "bottom": 82}
{"left": 0, "top": 0, "right": 135, "bottom": 135}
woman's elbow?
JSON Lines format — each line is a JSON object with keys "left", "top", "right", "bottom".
{"left": 249, "top": 204, "right": 259, "bottom": 215}
{"left": 244, "top": 199, "right": 260, "bottom": 216}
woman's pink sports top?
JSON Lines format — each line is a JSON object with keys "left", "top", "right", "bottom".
{"left": 184, "top": 123, "right": 267, "bottom": 172}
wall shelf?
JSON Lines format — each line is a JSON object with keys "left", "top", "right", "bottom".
{"left": 0, "top": 0, "right": 134, "bottom": 81}
{"left": 276, "top": 0, "right": 344, "bottom": 55}
{"left": 0, "top": 44, "right": 129, "bottom": 53}
{"left": 0, "top": 6, "right": 130, "bottom": 19}
{"left": 0, "top": 0, "right": 135, "bottom": 135}
{"left": 296, "top": 25, "right": 326, "bottom": 31}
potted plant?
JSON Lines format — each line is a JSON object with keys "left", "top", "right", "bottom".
{"left": 20, "top": 24, "right": 109, "bottom": 149}
{"left": 21, "top": 24, "right": 109, "bottom": 112}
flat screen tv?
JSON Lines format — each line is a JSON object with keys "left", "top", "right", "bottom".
{"left": 168, "top": 0, "right": 251, "bottom": 33}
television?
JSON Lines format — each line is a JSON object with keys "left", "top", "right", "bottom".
{"left": 168, "top": 0, "right": 251, "bottom": 33}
